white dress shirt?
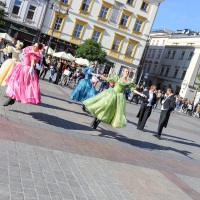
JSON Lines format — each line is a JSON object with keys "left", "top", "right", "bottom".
{"left": 147, "top": 91, "right": 154, "bottom": 106}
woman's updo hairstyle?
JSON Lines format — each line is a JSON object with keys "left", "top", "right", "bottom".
{"left": 37, "top": 43, "right": 44, "bottom": 50}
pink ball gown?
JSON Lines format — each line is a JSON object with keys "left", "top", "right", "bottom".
{"left": 5, "top": 46, "right": 43, "bottom": 104}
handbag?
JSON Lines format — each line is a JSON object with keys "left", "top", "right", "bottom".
{"left": 63, "top": 69, "right": 71, "bottom": 76}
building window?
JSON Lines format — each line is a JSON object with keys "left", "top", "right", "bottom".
{"left": 99, "top": 5, "right": 109, "bottom": 18}
{"left": 173, "top": 69, "right": 179, "bottom": 78}
{"left": 92, "top": 30, "right": 101, "bottom": 41}
{"left": 181, "top": 70, "right": 186, "bottom": 80}
{"left": 126, "top": 43, "right": 134, "bottom": 56}
{"left": 151, "top": 49, "right": 156, "bottom": 58}
{"left": 80, "top": 0, "right": 91, "bottom": 12}
{"left": 157, "top": 49, "right": 162, "bottom": 59}
{"left": 141, "top": 1, "right": 149, "bottom": 12}
{"left": 98, "top": 1, "right": 112, "bottom": 23}
{"left": 156, "top": 40, "right": 159, "bottom": 45}
{"left": 147, "top": 63, "right": 151, "bottom": 73}
{"left": 73, "top": 24, "right": 83, "bottom": 38}
{"left": 112, "top": 37, "right": 121, "bottom": 51}
{"left": 127, "top": 0, "right": 134, "bottom": 5}
{"left": 61, "top": 0, "right": 68, "bottom": 4}
{"left": 160, "top": 67, "right": 164, "bottom": 75}
{"left": 153, "top": 65, "right": 157, "bottom": 74}
{"left": 12, "top": 0, "right": 22, "bottom": 15}
{"left": 165, "top": 50, "right": 171, "bottom": 58}
{"left": 91, "top": 26, "right": 104, "bottom": 43}
{"left": 147, "top": 49, "right": 152, "bottom": 58}
{"left": 179, "top": 51, "right": 185, "bottom": 60}
{"left": 162, "top": 40, "right": 165, "bottom": 45}
{"left": 133, "top": 19, "right": 142, "bottom": 32}
{"left": 120, "top": 14, "right": 129, "bottom": 26}
{"left": 53, "top": 16, "right": 63, "bottom": 31}
{"left": 133, "top": 15, "right": 146, "bottom": 35}
{"left": 125, "top": 43, "right": 136, "bottom": 57}
{"left": 170, "top": 51, "right": 176, "bottom": 59}
{"left": 111, "top": 34, "right": 125, "bottom": 53}
{"left": 165, "top": 68, "right": 170, "bottom": 76}
{"left": 26, "top": 5, "right": 36, "bottom": 20}
{"left": 188, "top": 51, "right": 194, "bottom": 60}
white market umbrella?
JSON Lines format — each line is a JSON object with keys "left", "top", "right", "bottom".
{"left": 75, "top": 58, "right": 89, "bottom": 66}
{"left": 0, "top": 33, "right": 13, "bottom": 42}
{"left": 44, "top": 46, "right": 55, "bottom": 55}
{"left": 53, "top": 51, "right": 75, "bottom": 61}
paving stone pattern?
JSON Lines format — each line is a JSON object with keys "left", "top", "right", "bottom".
{"left": 0, "top": 78, "right": 199, "bottom": 200}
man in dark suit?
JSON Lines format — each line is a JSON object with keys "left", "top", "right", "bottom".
{"left": 35, "top": 48, "right": 49, "bottom": 78}
{"left": 136, "top": 85, "right": 157, "bottom": 131}
{"left": 155, "top": 88, "right": 175, "bottom": 139}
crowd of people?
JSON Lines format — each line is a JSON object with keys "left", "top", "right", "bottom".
{"left": 126, "top": 85, "right": 200, "bottom": 119}
{"left": 0, "top": 36, "right": 199, "bottom": 141}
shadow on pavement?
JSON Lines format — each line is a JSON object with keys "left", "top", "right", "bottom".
{"left": 39, "top": 103, "right": 91, "bottom": 117}
{"left": 11, "top": 110, "right": 92, "bottom": 131}
{"left": 41, "top": 93, "right": 82, "bottom": 106}
{"left": 97, "top": 129, "right": 193, "bottom": 159}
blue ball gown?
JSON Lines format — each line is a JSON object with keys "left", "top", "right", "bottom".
{"left": 70, "top": 67, "right": 97, "bottom": 102}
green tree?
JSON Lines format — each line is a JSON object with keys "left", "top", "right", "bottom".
{"left": 0, "top": 1, "right": 7, "bottom": 20}
{"left": 197, "top": 73, "right": 200, "bottom": 91}
{"left": 76, "top": 39, "right": 107, "bottom": 64}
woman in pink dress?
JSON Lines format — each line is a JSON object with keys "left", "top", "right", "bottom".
{"left": 3, "top": 43, "right": 43, "bottom": 106}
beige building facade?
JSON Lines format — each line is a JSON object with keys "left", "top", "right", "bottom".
{"left": 40, "top": 0, "right": 164, "bottom": 82}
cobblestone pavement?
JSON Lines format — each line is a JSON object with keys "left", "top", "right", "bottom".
{"left": 0, "top": 78, "right": 200, "bottom": 200}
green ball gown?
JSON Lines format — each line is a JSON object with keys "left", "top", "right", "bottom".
{"left": 83, "top": 75, "right": 135, "bottom": 128}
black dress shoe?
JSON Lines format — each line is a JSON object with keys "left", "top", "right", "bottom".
{"left": 3, "top": 98, "right": 15, "bottom": 106}
{"left": 90, "top": 118, "right": 100, "bottom": 129}
{"left": 82, "top": 104, "right": 86, "bottom": 111}
{"left": 93, "top": 119, "right": 101, "bottom": 130}
{"left": 154, "top": 134, "right": 161, "bottom": 140}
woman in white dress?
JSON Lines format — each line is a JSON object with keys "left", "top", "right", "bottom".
{"left": 0, "top": 40, "right": 24, "bottom": 86}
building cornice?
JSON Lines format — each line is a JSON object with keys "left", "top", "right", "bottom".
{"left": 145, "top": 0, "right": 165, "bottom": 5}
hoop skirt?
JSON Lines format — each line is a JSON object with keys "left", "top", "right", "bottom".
{"left": 70, "top": 67, "right": 97, "bottom": 102}
{"left": 0, "top": 59, "right": 18, "bottom": 86}
{"left": 5, "top": 46, "right": 42, "bottom": 104}
{"left": 83, "top": 75, "right": 135, "bottom": 128}
{"left": 0, "top": 46, "right": 21, "bottom": 86}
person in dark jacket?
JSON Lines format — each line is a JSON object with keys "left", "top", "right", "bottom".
{"left": 136, "top": 85, "right": 157, "bottom": 131}
{"left": 155, "top": 88, "right": 175, "bottom": 139}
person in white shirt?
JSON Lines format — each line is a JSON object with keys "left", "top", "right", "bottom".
{"left": 136, "top": 85, "right": 157, "bottom": 131}
{"left": 155, "top": 88, "right": 175, "bottom": 139}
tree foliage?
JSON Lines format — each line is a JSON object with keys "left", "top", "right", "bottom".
{"left": 197, "top": 73, "right": 200, "bottom": 91}
{"left": 0, "top": 1, "right": 7, "bottom": 20}
{"left": 76, "top": 39, "right": 107, "bottom": 64}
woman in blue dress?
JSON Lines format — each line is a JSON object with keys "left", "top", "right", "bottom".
{"left": 70, "top": 62, "right": 97, "bottom": 110}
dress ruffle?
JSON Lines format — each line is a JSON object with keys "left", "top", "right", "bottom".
{"left": 5, "top": 46, "right": 42, "bottom": 104}
{"left": 83, "top": 88, "right": 126, "bottom": 128}
{"left": 70, "top": 79, "right": 97, "bottom": 102}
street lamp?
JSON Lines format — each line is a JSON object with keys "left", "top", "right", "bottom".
{"left": 45, "top": 2, "right": 69, "bottom": 56}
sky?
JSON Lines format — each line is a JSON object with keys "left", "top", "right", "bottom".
{"left": 152, "top": 0, "right": 200, "bottom": 32}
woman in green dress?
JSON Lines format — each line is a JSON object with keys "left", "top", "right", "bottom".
{"left": 83, "top": 68, "right": 146, "bottom": 129}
